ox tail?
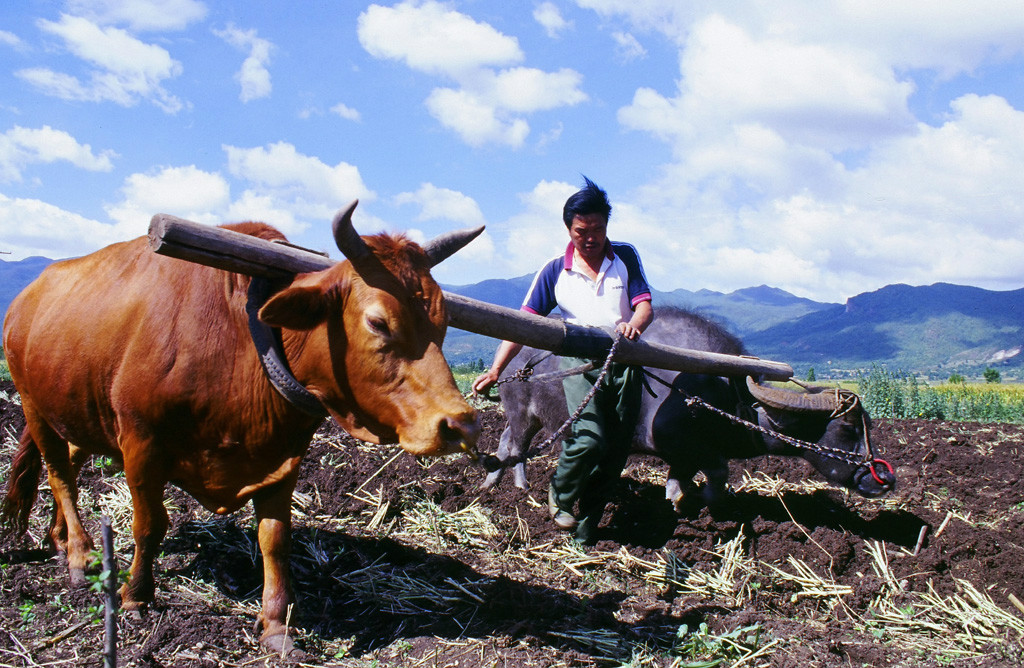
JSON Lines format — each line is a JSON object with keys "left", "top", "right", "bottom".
{"left": 1, "top": 426, "right": 42, "bottom": 537}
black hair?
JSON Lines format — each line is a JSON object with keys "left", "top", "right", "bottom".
{"left": 562, "top": 175, "right": 611, "bottom": 228}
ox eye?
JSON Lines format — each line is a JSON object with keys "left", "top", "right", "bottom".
{"left": 367, "top": 315, "right": 391, "bottom": 338}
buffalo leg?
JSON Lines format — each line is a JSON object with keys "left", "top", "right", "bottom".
{"left": 252, "top": 473, "right": 301, "bottom": 656}
{"left": 665, "top": 461, "right": 700, "bottom": 513}
{"left": 482, "top": 420, "right": 537, "bottom": 491}
{"left": 700, "top": 461, "right": 731, "bottom": 506}
{"left": 23, "top": 403, "right": 94, "bottom": 585}
{"left": 120, "top": 445, "right": 169, "bottom": 611}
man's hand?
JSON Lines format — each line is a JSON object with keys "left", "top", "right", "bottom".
{"left": 471, "top": 370, "right": 500, "bottom": 396}
{"left": 616, "top": 321, "right": 642, "bottom": 341}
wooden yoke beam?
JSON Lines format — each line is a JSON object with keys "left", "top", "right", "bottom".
{"left": 148, "top": 214, "right": 794, "bottom": 381}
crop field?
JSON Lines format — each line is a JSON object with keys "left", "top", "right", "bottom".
{"left": 1, "top": 379, "right": 1023, "bottom": 667}
{"left": 856, "top": 367, "right": 1024, "bottom": 424}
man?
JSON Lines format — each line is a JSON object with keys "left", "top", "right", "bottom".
{"left": 472, "top": 177, "right": 653, "bottom": 543}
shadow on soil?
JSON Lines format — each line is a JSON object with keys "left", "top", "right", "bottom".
{"left": 161, "top": 520, "right": 688, "bottom": 662}
{"left": 601, "top": 481, "right": 928, "bottom": 553}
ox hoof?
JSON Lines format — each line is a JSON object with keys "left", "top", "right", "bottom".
{"left": 261, "top": 633, "right": 308, "bottom": 662}
{"left": 68, "top": 568, "right": 87, "bottom": 588}
{"left": 119, "top": 593, "right": 151, "bottom": 617}
{"left": 122, "top": 607, "right": 148, "bottom": 623}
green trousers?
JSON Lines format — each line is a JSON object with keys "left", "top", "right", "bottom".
{"left": 550, "top": 357, "right": 642, "bottom": 542}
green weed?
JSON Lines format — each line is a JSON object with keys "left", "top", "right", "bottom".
{"left": 672, "top": 622, "right": 766, "bottom": 666}
{"left": 18, "top": 601, "right": 36, "bottom": 624}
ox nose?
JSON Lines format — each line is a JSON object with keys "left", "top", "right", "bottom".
{"left": 440, "top": 411, "right": 480, "bottom": 458}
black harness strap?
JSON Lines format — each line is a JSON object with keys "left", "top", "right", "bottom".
{"left": 246, "top": 277, "right": 328, "bottom": 418}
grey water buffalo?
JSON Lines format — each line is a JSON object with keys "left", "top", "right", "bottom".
{"left": 483, "top": 307, "right": 895, "bottom": 510}
{"left": 2, "top": 202, "right": 480, "bottom": 657}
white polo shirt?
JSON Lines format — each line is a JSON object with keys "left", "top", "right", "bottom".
{"left": 521, "top": 241, "right": 652, "bottom": 328}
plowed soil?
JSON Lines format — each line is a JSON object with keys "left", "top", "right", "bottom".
{"left": 1, "top": 379, "right": 1023, "bottom": 667}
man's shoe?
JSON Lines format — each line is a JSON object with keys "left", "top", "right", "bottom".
{"left": 548, "top": 485, "right": 577, "bottom": 530}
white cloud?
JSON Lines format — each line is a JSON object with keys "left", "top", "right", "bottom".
{"left": 425, "top": 67, "right": 587, "bottom": 147}
{"left": 493, "top": 179, "right": 577, "bottom": 276}
{"left": 358, "top": 0, "right": 523, "bottom": 76}
{"left": 618, "top": 91, "right": 1024, "bottom": 301}
{"left": 611, "top": 31, "right": 646, "bottom": 62}
{"left": 215, "top": 24, "right": 274, "bottom": 103}
{"left": 577, "top": 0, "right": 1024, "bottom": 74}
{"left": 0, "top": 30, "right": 23, "bottom": 49}
{"left": 0, "top": 193, "right": 126, "bottom": 259}
{"left": 64, "top": 0, "right": 208, "bottom": 32}
{"left": 394, "top": 183, "right": 485, "bottom": 226}
{"left": 0, "top": 125, "right": 116, "bottom": 182}
{"left": 223, "top": 142, "right": 374, "bottom": 226}
{"left": 224, "top": 191, "right": 299, "bottom": 232}
{"left": 481, "top": 67, "right": 587, "bottom": 113}
{"left": 620, "top": 15, "right": 915, "bottom": 160}
{"left": 534, "top": 2, "right": 571, "bottom": 38}
{"left": 392, "top": 186, "right": 495, "bottom": 278}
{"left": 358, "top": 1, "right": 585, "bottom": 148}
{"left": 104, "top": 165, "right": 231, "bottom": 230}
{"left": 330, "top": 102, "right": 361, "bottom": 122}
{"left": 21, "top": 14, "right": 183, "bottom": 112}
{"left": 425, "top": 88, "right": 531, "bottom": 148}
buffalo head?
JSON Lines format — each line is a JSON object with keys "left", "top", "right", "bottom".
{"left": 747, "top": 377, "right": 896, "bottom": 498}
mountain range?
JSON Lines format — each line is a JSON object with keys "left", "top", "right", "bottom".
{"left": 443, "top": 278, "right": 1023, "bottom": 379}
{"left": 2, "top": 256, "right": 1021, "bottom": 380}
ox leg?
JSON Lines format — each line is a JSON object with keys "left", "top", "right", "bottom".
{"left": 120, "top": 452, "right": 169, "bottom": 612}
{"left": 252, "top": 474, "right": 303, "bottom": 658}
{"left": 24, "top": 407, "right": 94, "bottom": 586}
{"left": 47, "top": 445, "right": 90, "bottom": 556}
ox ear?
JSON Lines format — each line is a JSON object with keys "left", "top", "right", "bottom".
{"left": 259, "top": 285, "right": 329, "bottom": 331}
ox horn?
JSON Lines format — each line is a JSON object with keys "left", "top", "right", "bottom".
{"left": 331, "top": 200, "right": 372, "bottom": 263}
{"left": 422, "top": 225, "right": 485, "bottom": 266}
{"left": 746, "top": 376, "right": 838, "bottom": 413}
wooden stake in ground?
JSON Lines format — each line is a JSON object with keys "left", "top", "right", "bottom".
{"left": 101, "top": 516, "right": 118, "bottom": 668}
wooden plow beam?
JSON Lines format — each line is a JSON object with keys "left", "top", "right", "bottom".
{"left": 148, "top": 214, "right": 794, "bottom": 381}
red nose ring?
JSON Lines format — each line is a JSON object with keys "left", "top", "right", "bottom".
{"left": 870, "top": 459, "right": 894, "bottom": 486}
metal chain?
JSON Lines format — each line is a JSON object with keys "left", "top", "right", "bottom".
{"left": 494, "top": 365, "right": 535, "bottom": 385}
{"left": 523, "top": 332, "right": 626, "bottom": 458}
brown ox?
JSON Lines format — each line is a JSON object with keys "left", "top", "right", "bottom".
{"left": 1, "top": 202, "right": 479, "bottom": 656}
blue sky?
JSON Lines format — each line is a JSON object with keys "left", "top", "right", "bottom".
{"left": 2, "top": 0, "right": 1023, "bottom": 303}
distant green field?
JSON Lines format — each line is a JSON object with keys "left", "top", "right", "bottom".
{"left": 450, "top": 362, "right": 486, "bottom": 395}
{"left": 855, "top": 366, "right": 1024, "bottom": 423}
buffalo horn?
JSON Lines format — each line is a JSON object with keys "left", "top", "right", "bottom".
{"left": 422, "top": 225, "right": 485, "bottom": 266}
{"left": 746, "top": 376, "right": 838, "bottom": 413}
{"left": 331, "top": 200, "right": 372, "bottom": 264}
